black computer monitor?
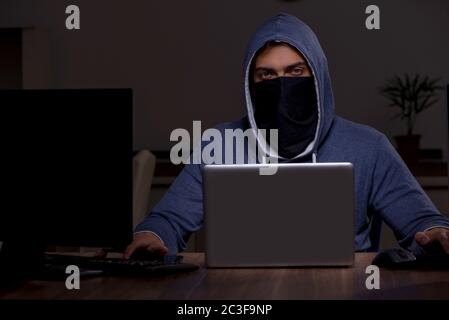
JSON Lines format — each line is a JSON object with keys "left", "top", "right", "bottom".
{"left": 0, "top": 89, "right": 133, "bottom": 253}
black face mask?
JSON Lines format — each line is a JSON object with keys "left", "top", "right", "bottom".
{"left": 251, "top": 76, "right": 318, "bottom": 159}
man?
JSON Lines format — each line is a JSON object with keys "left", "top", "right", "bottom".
{"left": 125, "top": 13, "right": 449, "bottom": 258}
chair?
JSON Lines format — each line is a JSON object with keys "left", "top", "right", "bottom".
{"left": 133, "top": 149, "right": 156, "bottom": 229}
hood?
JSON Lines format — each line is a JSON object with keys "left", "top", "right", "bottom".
{"left": 243, "top": 12, "right": 335, "bottom": 162}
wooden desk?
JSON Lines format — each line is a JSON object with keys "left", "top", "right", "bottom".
{"left": 1, "top": 253, "right": 448, "bottom": 300}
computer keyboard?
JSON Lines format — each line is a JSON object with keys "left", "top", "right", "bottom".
{"left": 43, "top": 253, "right": 199, "bottom": 276}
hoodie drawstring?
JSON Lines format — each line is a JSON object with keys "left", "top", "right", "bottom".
{"left": 312, "top": 152, "right": 317, "bottom": 163}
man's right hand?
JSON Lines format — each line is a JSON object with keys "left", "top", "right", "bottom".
{"left": 123, "top": 232, "right": 168, "bottom": 259}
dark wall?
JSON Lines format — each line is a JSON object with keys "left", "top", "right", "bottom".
{"left": 0, "top": 0, "right": 448, "bottom": 158}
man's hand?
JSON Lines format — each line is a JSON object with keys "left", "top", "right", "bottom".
{"left": 124, "top": 232, "right": 168, "bottom": 259}
{"left": 415, "top": 228, "right": 449, "bottom": 254}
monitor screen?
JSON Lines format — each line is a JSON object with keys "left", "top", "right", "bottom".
{"left": 0, "top": 89, "right": 133, "bottom": 250}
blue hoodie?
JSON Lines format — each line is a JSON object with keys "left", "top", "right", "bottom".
{"left": 136, "top": 13, "right": 449, "bottom": 254}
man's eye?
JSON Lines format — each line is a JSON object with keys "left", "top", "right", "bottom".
{"left": 291, "top": 67, "right": 303, "bottom": 75}
{"left": 261, "top": 71, "right": 273, "bottom": 79}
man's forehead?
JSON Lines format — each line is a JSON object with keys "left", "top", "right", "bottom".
{"left": 254, "top": 43, "right": 307, "bottom": 69}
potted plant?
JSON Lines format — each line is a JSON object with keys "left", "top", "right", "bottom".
{"left": 379, "top": 74, "right": 443, "bottom": 164}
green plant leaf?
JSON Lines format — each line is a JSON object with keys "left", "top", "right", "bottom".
{"left": 389, "top": 113, "right": 403, "bottom": 121}
{"left": 420, "top": 98, "right": 439, "bottom": 112}
{"left": 379, "top": 73, "right": 442, "bottom": 123}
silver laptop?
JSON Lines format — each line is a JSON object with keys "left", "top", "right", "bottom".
{"left": 202, "top": 163, "right": 354, "bottom": 267}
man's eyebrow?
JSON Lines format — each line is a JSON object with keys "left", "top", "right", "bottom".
{"left": 254, "top": 61, "right": 307, "bottom": 72}
{"left": 254, "top": 66, "right": 276, "bottom": 73}
{"left": 284, "top": 61, "right": 307, "bottom": 69}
